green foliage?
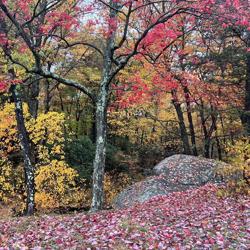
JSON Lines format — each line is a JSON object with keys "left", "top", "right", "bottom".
{"left": 65, "top": 136, "right": 95, "bottom": 180}
{"left": 65, "top": 136, "right": 128, "bottom": 180}
{"left": 109, "top": 135, "right": 134, "bottom": 153}
{"left": 106, "top": 143, "right": 124, "bottom": 172}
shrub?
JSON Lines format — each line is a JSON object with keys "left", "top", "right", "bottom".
{"left": 35, "top": 160, "right": 86, "bottom": 210}
{"left": 65, "top": 136, "right": 95, "bottom": 180}
{"left": 0, "top": 103, "right": 87, "bottom": 212}
{"left": 0, "top": 103, "right": 28, "bottom": 159}
{"left": 217, "top": 137, "right": 249, "bottom": 196}
{"left": 0, "top": 159, "right": 15, "bottom": 203}
{"left": 65, "top": 136, "right": 128, "bottom": 180}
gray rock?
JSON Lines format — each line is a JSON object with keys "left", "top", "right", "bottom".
{"left": 153, "top": 154, "right": 228, "bottom": 186}
{"left": 113, "top": 177, "right": 186, "bottom": 209}
{"left": 113, "top": 154, "right": 231, "bottom": 209}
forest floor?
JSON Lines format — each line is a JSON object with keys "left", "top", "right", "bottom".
{"left": 0, "top": 184, "right": 249, "bottom": 250}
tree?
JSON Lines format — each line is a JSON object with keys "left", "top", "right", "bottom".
{"left": 0, "top": 17, "right": 35, "bottom": 215}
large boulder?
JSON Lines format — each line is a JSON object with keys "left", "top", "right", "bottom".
{"left": 113, "top": 177, "right": 187, "bottom": 209}
{"left": 113, "top": 154, "right": 230, "bottom": 209}
{"left": 153, "top": 154, "right": 228, "bottom": 186}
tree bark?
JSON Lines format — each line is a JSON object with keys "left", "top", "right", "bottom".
{"left": 200, "top": 103, "right": 217, "bottom": 158}
{"left": 215, "top": 131, "right": 222, "bottom": 160}
{"left": 91, "top": 86, "right": 108, "bottom": 211}
{"left": 10, "top": 84, "right": 35, "bottom": 215}
{"left": 27, "top": 76, "right": 39, "bottom": 119}
{"left": 199, "top": 102, "right": 210, "bottom": 158}
{"left": 187, "top": 107, "right": 198, "bottom": 155}
{"left": 44, "top": 79, "right": 51, "bottom": 113}
{"left": 183, "top": 86, "right": 198, "bottom": 156}
{"left": 179, "top": 29, "right": 198, "bottom": 156}
{"left": 91, "top": 104, "right": 97, "bottom": 143}
{"left": 172, "top": 92, "right": 191, "bottom": 155}
{"left": 26, "top": 76, "right": 40, "bottom": 169}
{"left": 91, "top": 0, "right": 118, "bottom": 211}
{"left": 241, "top": 33, "right": 250, "bottom": 135}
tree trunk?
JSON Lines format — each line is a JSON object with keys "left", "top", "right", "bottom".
{"left": 183, "top": 86, "right": 198, "bottom": 156}
{"left": 200, "top": 103, "right": 217, "bottom": 158}
{"left": 90, "top": 0, "right": 119, "bottom": 211}
{"left": 241, "top": 34, "right": 250, "bottom": 135}
{"left": 91, "top": 104, "right": 97, "bottom": 143}
{"left": 0, "top": 17, "right": 35, "bottom": 215}
{"left": 26, "top": 76, "right": 40, "bottom": 170}
{"left": 199, "top": 102, "right": 210, "bottom": 158}
{"left": 91, "top": 87, "right": 108, "bottom": 211}
{"left": 215, "top": 132, "right": 222, "bottom": 160}
{"left": 211, "top": 142, "right": 214, "bottom": 158}
{"left": 10, "top": 84, "right": 35, "bottom": 216}
{"left": 172, "top": 93, "right": 191, "bottom": 155}
{"left": 44, "top": 79, "right": 51, "bottom": 113}
{"left": 27, "top": 76, "right": 39, "bottom": 119}
{"left": 179, "top": 31, "right": 198, "bottom": 156}
{"left": 204, "top": 138, "right": 210, "bottom": 158}
{"left": 187, "top": 108, "right": 198, "bottom": 156}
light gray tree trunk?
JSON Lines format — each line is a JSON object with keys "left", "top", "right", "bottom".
{"left": 91, "top": 0, "right": 118, "bottom": 211}
{"left": 91, "top": 86, "right": 108, "bottom": 211}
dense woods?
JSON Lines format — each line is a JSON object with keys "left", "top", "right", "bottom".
{"left": 0, "top": 0, "right": 249, "bottom": 212}
{"left": 0, "top": 0, "right": 249, "bottom": 248}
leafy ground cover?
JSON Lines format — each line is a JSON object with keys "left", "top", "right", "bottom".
{"left": 0, "top": 184, "right": 249, "bottom": 249}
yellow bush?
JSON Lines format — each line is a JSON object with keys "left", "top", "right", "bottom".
{"left": 0, "top": 103, "right": 88, "bottom": 211}
{"left": 0, "top": 159, "right": 24, "bottom": 205}
{"left": 0, "top": 103, "right": 19, "bottom": 157}
{"left": 27, "top": 112, "right": 66, "bottom": 163}
{"left": 35, "top": 160, "right": 83, "bottom": 210}
{"left": 218, "top": 137, "right": 250, "bottom": 196}
{"left": 0, "top": 160, "right": 15, "bottom": 203}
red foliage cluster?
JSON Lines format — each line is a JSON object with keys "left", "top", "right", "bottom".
{"left": 0, "top": 184, "right": 248, "bottom": 249}
{"left": 0, "top": 79, "right": 21, "bottom": 92}
{"left": 0, "top": 81, "right": 7, "bottom": 91}
{"left": 40, "top": 10, "right": 80, "bottom": 35}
